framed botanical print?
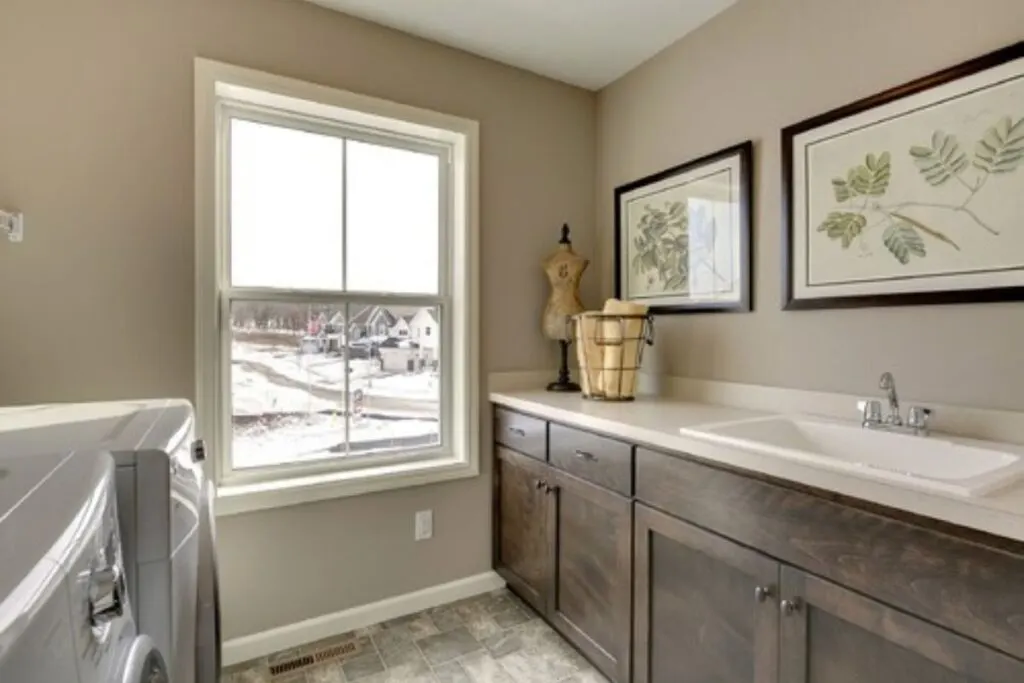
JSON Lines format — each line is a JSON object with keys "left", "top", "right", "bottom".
{"left": 614, "top": 141, "right": 752, "bottom": 313}
{"left": 783, "top": 41, "right": 1024, "bottom": 310}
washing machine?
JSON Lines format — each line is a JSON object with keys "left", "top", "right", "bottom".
{"left": 0, "top": 399, "right": 220, "bottom": 683}
{"left": 0, "top": 447, "right": 170, "bottom": 683}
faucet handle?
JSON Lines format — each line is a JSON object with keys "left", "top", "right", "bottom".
{"left": 907, "top": 406, "right": 933, "bottom": 434}
{"left": 858, "top": 399, "right": 883, "bottom": 426}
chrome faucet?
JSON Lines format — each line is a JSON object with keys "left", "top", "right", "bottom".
{"left": 859, "top": 372, "right": 933, "bottom": 436}
{"left": 879, "top": 372, "right": 902, "bottom": 426}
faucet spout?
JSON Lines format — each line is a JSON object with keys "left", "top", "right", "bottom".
{"left": 878, "top": 372, "right": 902, "bottom": 426}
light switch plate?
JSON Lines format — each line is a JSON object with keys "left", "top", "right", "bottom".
{"left": 415, "top": 510, "right": 433, "bottom": 541}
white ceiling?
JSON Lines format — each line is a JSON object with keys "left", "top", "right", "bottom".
{"left": 308, "top": 0, "right": 737, "bottom": 90}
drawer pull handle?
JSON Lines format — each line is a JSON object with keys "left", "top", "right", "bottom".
{"left": 574, "top": 449, "right": 597, "bottom": 462}
{"left": 754, "top": 585, "right": 773, "bottom": 603}
{"left": 780, "top": 598, "right": 801, "bottom": 616}
{"left": 508, "top": 427, "right": 527, "bottom": 437}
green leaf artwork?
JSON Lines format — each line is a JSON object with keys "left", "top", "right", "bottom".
{"left": 909, "top": 131, "right": 968, "bottom": 186}
{"left": 882, "top": 222, "right": 926, "bottom": 264}
{"left": 817, "top": 211, "right": 867, "bottom": 248}
{"left": 848, "top": 152, "right": 891, "bottom": 196}
{"left": 816, "top": 113, "right": 1021, "bottom": 265}
{"left": 630, "top": 200, "right": 690, "bottom": 292}
{"left": 974, "top": 116, "right": 1024, "bottom": 174}
{"left": 831, "top": 177, "right": 853, "bottom": 202}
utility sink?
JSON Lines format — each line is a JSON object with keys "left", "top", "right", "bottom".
{"left": 679, "top": 415, "right": 1024, "bottom": 497}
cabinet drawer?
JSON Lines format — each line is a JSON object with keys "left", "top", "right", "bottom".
{"left": 494, "top": 408, "right": 547, "bottom": 460}
{"left": 549, "top": 423, "right": 632, "bottom": 495}
{"left": 636, "top": 446, "right": 1024, "bottom": 661}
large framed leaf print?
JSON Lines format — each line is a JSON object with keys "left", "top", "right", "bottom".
{"left": 782, "top": 41, "right": 1024, "bottom": 309}
{"left": 615, "top": 141, "right": 752, "bottom": 314}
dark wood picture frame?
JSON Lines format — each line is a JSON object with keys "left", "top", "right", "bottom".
{"left": 614, "top": 140, "right": 753, "bottom": 314}
{"left": 781, "top": 41, "right": 1024, "bottom": 310}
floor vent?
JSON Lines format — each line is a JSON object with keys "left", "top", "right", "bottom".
{"left": 268, "top": 640, "right": 359, "bottom": 678}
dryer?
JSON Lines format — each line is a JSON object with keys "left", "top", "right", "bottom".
{"left": 0, "top": 399, "right": 219, "bottom": 683}
{"left": 0, "top": 448, "right": 170, "bottom": 683}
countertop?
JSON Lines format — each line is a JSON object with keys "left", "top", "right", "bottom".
{"left": 490, "top": 389, "right": 1024, "bottom": 544}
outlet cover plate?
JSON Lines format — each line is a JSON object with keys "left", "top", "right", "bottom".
{"left": 415, "top": 510, "right": 433, "bottom": 541}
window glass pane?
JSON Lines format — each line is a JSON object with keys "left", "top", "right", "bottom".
{"left": 230, "top": 300, "right": 441, "bottom": 470}
{"left": 230, "top": 119, "right": 343, "bottom": 290}
{"left": 348, "top": 303, "right": 441, "bottom": 456}
{"left": 346, "top": 140, "right": 440, "bottom": 294}
{"left": 231, "top": 301, "right": 348, "bottom": 470}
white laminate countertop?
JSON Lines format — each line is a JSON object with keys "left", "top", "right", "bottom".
{"left": 490, "top": 390, "right": 1024, "bottom": 544}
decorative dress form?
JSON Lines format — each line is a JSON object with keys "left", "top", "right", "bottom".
{"left": 543, "top": 224, "right": 588, "bottom": 392}
{"left": 543, "top": 224, "right": 589, "bottom": 341}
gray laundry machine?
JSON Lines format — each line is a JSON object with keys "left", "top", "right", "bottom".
{"left": 0, "top": 399, "right": 220, "bottom": 683}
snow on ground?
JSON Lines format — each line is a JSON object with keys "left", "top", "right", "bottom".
{"left": 233, "top": 340, "right": 439, "bottom": 401}
{"left": 231, "top": 340, "right": 440, "bottom": 469}
{"left": 233, "top": 413, "right": 439, "bottom": 469}
{"left": 232, "top": 363, "right": 342, "bottom": 416}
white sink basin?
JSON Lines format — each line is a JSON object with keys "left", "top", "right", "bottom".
{"left": 679, "top": 415, "right": 1024, "bottom": 497}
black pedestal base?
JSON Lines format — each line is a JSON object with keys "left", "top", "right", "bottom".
{"left": 546, "top": 339, "right": 581, "bottom": 394}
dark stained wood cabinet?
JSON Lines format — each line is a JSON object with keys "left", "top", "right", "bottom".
{"left": 494, "top": 446, "right": 552, "bottom": 613}
{"left": 633, "top": 503, "right": 779, "bottom": 683}
{"left": 492, "top": 406, "right": 1024, "bottom": 683}
{"left": 549, "top": 468, "right": 632, "bottom": 683}
{"left": 779, "top": 566, "right": 1024, "bottom": 683}
{"left": 494, "top": 408, "right": 547, "bottom": 460}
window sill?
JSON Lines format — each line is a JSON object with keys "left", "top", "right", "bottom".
{"left": 214, "top": 455, "right": 479, "bottom": 517}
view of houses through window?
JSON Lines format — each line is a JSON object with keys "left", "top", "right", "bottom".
{"left": 231, "top": 302, "right": 441, "bottom": 469}
{"left": 225, "top": 114, "right": 447, "bottom": 472}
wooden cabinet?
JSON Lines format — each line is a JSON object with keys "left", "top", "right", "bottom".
{"left": 779, "top": 566, "right": 1024, "bottom": 683}
{"left": 494, "top": 408, "right": 547, "bottom": 460}
{"left": 633, "top": 503, "right": 779, "bottom": 683}
{"left": 493, "top": 407, "right": 1024, "bottom": 683}
{"left": 549, "top": 468, "right": 632, "bottom": 683}
{"left": 548, "top": 423, "right": 633, "bottom": 495}
{"left": 494, "top": 446, "right": 552, "bottom": 613}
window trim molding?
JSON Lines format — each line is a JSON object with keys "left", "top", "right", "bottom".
{"left": 194, "top": 58, "right": 480, "bottom": 514}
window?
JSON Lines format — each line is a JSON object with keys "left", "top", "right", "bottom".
{"left": 195, "top": 60, "right": 479, "bottom": 514}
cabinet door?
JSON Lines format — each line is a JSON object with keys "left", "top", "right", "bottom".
{"left": 779, "top": 566, "right": 1024, "bottom": 683}
{"left": 494, "top": 446, "right": 553, "bottom": 613}
{"left": 634, "top": 504, "right": 779, "bottom": 683}
{"left": 548, "top": 469, "right": 632, "bottom": 683}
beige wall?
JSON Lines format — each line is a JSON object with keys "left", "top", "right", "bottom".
{"left": 597, "top": 0, "right": 1024, "bottom": 411}
{"left": 0, "top": 0, "right": 595, "bottom": 638}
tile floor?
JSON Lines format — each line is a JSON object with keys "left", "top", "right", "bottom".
{"left": 222, "top": 589, "right": 609, "bottom": 683}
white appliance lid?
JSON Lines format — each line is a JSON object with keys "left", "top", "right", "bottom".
{"left": 0, "top": 400, "right": 192, "bottom": 463}
{"left": 0, "top": 451, "right": 70, "bottom": 523}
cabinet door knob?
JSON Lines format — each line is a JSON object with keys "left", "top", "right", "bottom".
{"left": 754, "top": 585, "right": 773, "bottom": 603}
{"left": 545, "top": 484, "right": 560, "bottom": 495}
{"left": 574, "top": 449, "right": 597, "bottom": 462}
{"left": 535, "top": 479, "right": 546, "bottom": 490}
{"left": 780, "top": 598, "right": 801, "bottom": 616}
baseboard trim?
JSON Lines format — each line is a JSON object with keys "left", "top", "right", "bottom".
{"left": 222, "top": 571, "right": 506, "bottom": 668}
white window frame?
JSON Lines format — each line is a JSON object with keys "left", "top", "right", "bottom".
{"left": 194, "top": 59, "right": 479, "bottom": 516}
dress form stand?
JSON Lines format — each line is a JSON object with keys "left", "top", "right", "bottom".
{"left": 542, "top": 224, "right": 589, "bottom": 392}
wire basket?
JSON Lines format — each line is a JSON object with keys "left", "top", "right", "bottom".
{"left": 572, "top": 313, "right": 655, "bottom": 401}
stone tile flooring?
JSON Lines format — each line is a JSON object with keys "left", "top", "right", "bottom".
{"left": 222, "top": 589, "right": 609, "bottom": 683}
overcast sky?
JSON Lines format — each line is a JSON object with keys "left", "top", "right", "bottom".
{"left": 230, "top": 119, "right": 440, "bottom": 295}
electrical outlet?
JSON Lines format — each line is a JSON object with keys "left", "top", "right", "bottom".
{"left": 415, "top": 510, "right": 433, "bottom": 541}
